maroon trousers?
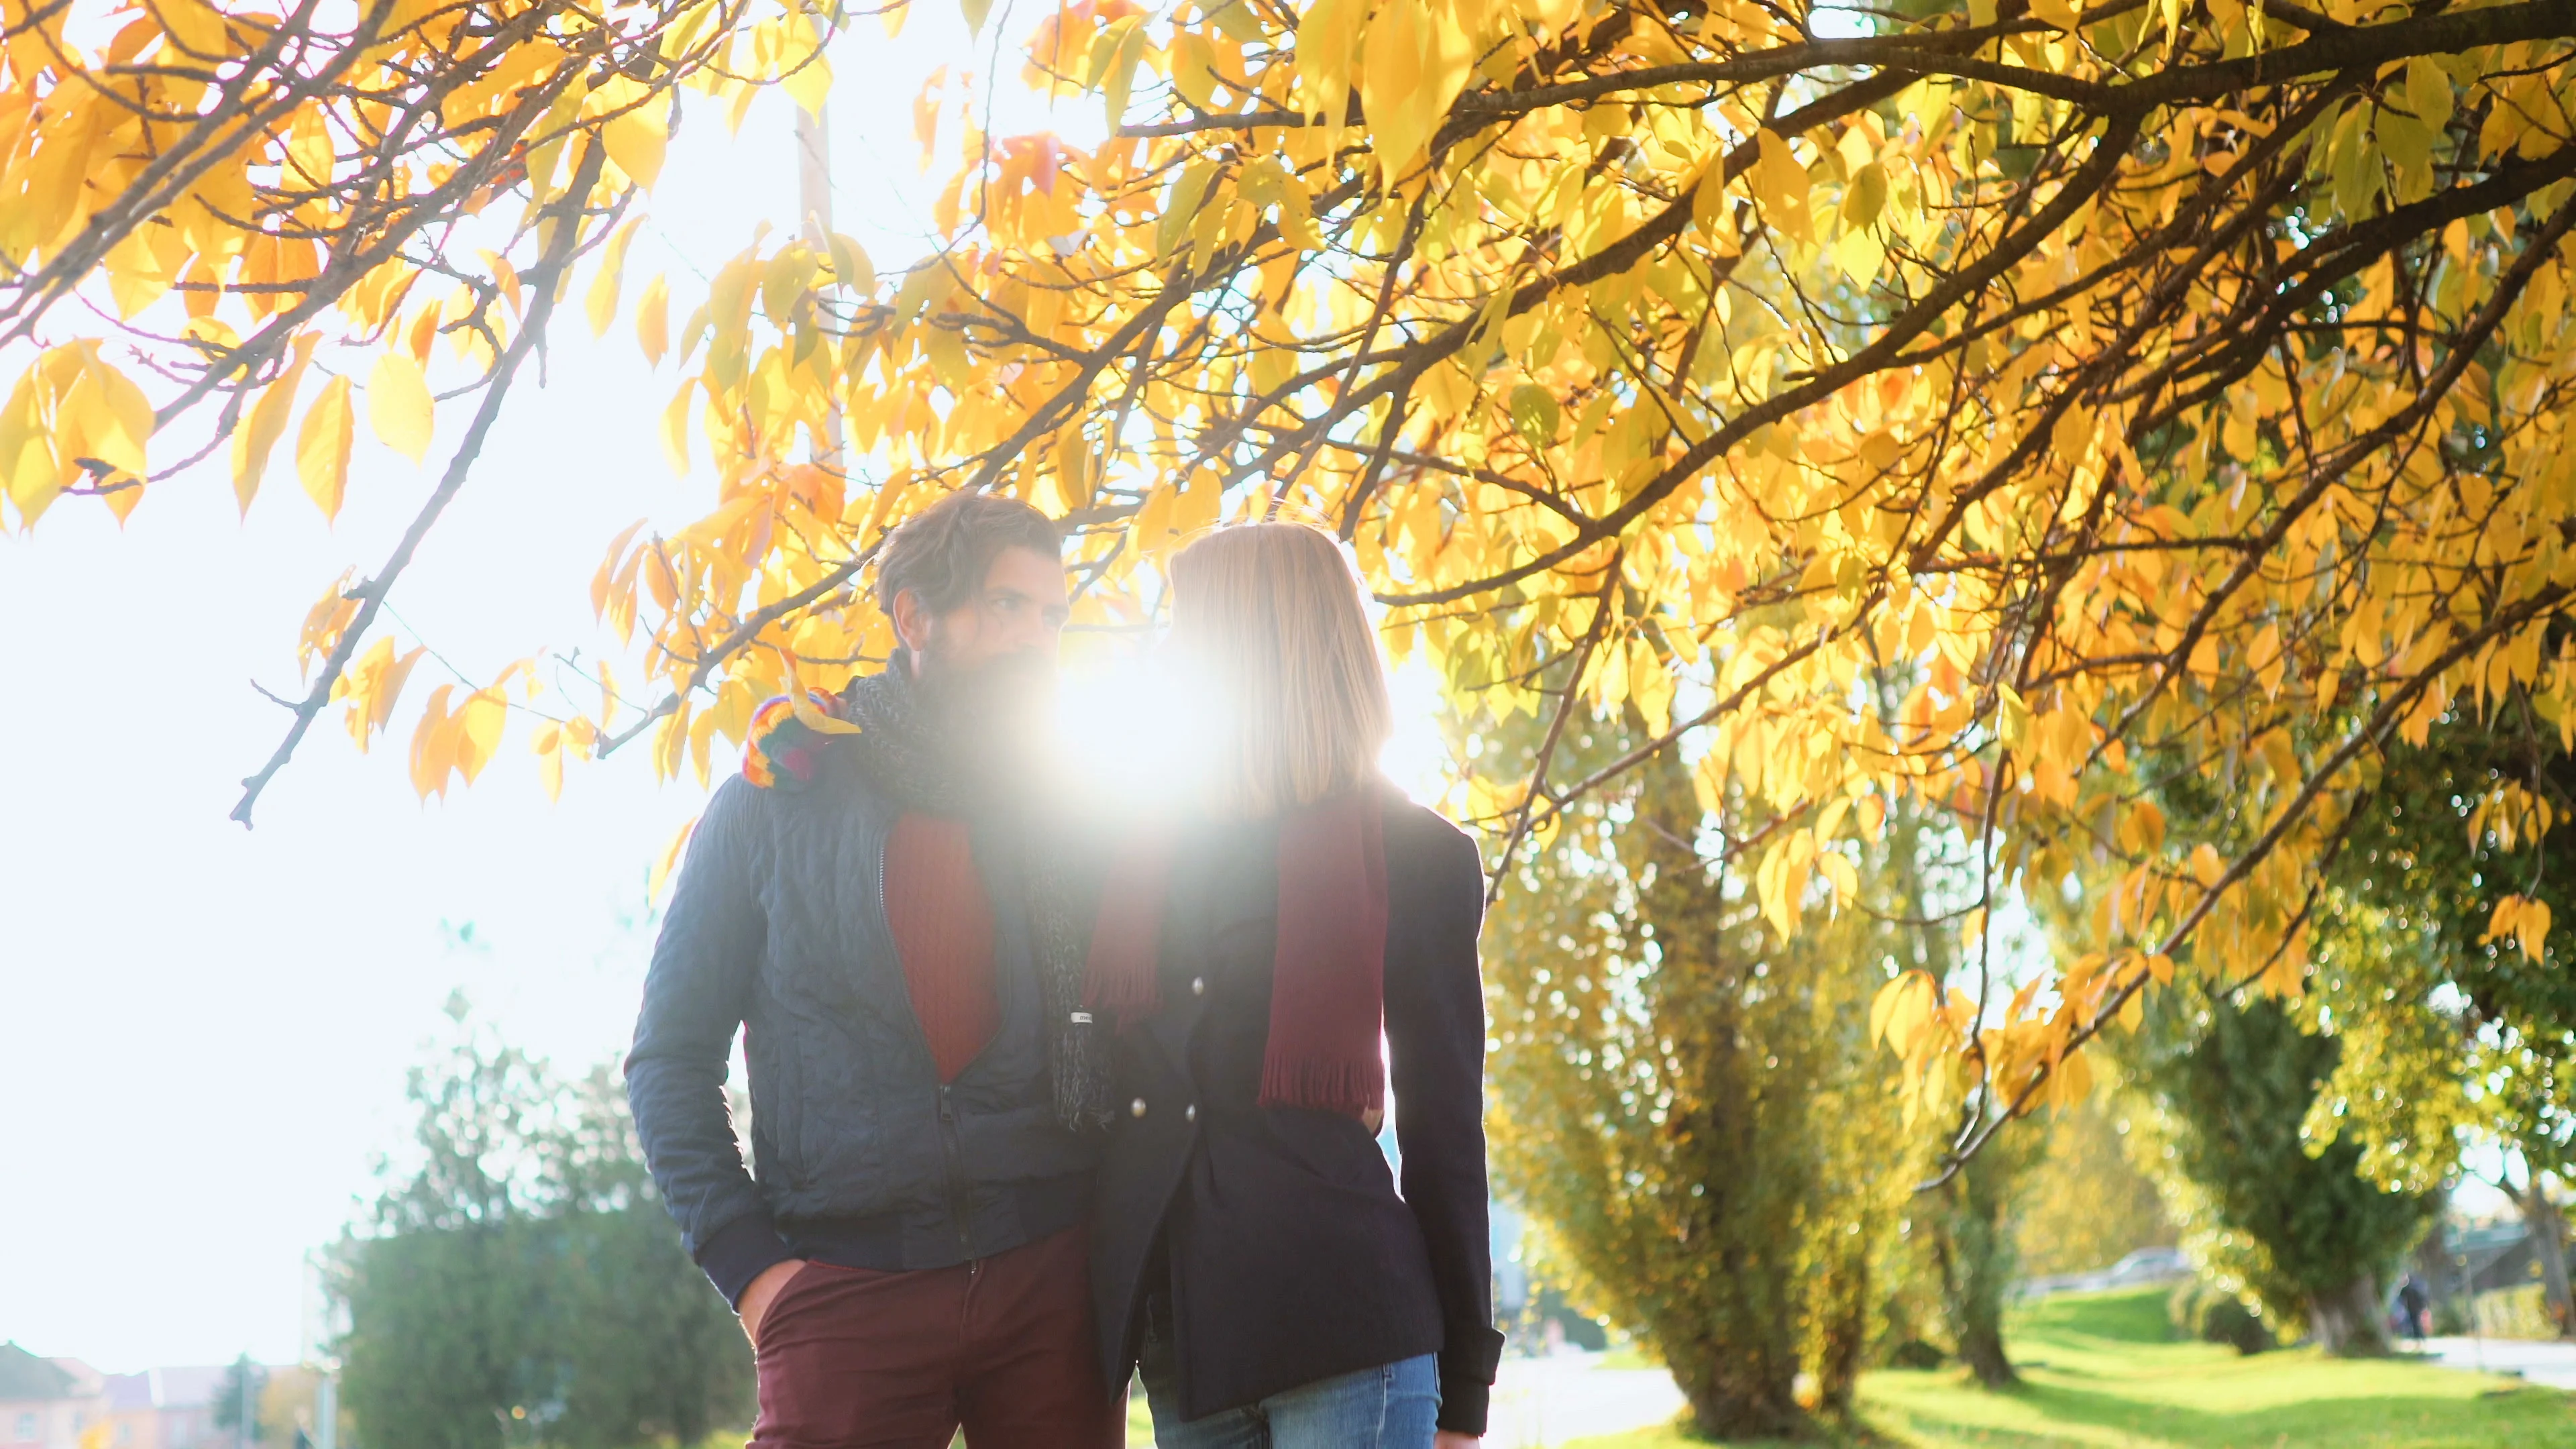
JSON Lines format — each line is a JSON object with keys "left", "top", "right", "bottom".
{"left": 749, "top": 1226, "right": 1122, "bottom": 1449}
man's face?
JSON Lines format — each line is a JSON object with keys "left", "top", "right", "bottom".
{"left": 898, "top": 545, "right": 1069, "bottom": 771}
{"left": 898, "top": 544, "right": 1071, "bottom": 676}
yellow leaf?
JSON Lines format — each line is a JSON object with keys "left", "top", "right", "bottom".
{"left": 297, "top": 374, "right": 355, "bottom": 521}
{"left": 601, "top": 99, "right": 669, "bottom": 189}
{"left": 827, "top": 233, "right": 876, "bottom": 296}
{"left": 1, "top": 370, "right": 58, "bottom": 522}
{"left": 782, "top": 44, "right": 833, "bottom": 119}
{"left": 2489, "top": 894, "right": 2551, "bottom": 958}
{"left": 2518, "top": 899, "right": 2551, "bottom": 960}
{"left": 157, "top": 0, "right": 232, "bottom": 58}
{"left": 1752, "top": 131, "right": 1813, "bottom": 242}
{"left": 637, "top": 272, "right": 670, "bottom": 366}
{"left": 2404, "top": 56, "right": 2453, "bottom": 135}
{"left": 1630, "top": 637, "right": 1674, "bottom": 735}
{"left": 455, "top": 688, "right": 507, "bottom": 783}
{"left": 2189, "top": 842, "right": 2224, "bottom": 888}
{"left": 63, "top": 344, "right": 155, "bottom": 484}
{"left": 411, "top": 684, "right": 457, "bottom": 797}
{"left": 661, "top": 380, "right": 694, "bottom": 474}
{"left": 368, "top": 351, "right": 434, "bottom": 464}
{"left": 534, "top": 724, "right": 564, "bottom": 801}
{"left": 1995, "top": 684, "right": 2031, "bottom": 749}
{"left": 1817, "top": 849, "right": 1859, "bottom": 908}
{"left": 231, "top": 335, "right": 314, "bottom": 514}
{"left": 586, "top": 217, "right": 641, "bottom": 337}
{"left": 1870, "top": 971, "right": 1935, "bottom": 1052}
{"left": 1358, "top": 0, "right": 1470, "bottom": 172}
{"left": 649, "top": 814, "right": 698, "bottom": 902}
{"left": 1840, "top": 161, "right": 1888, "bottom": 230}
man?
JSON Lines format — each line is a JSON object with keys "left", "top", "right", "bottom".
{"left": 627, "top": 491, "right": 1120, "bottom": 1448}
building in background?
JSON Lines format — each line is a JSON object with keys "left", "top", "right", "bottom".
{"left": 0, "top": 1352, "right": 270, "bottom": 1449}
{"left": 99, "top": 1368, "right": 233, "bottom": 1449}
{"left": 0, "top": 1346, "right": 103, "bottom": 1449}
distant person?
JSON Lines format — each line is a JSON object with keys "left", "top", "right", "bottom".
{"left": 2398, "top": 1274, "right": 2431, "bottom": 1342}
{"left": 1085, "top": 523, "right": 1503, "bottom": 1448}
{"left": 626, "top": 492, "right": 1120, "bottom": 1449}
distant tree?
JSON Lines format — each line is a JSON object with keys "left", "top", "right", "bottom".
{"left": 2128, "top": 991, "right": 2436, "bottom": 1355}
{"left": 541, "top": 1067, "right": 753, "bottom": 1449}
{"left": 333, "top": 999, "right": 749, "bottom": 1449}
{"left": 1483, "top": 710, "right": 1918, "bottom": 1437}
{"left": 210, "top": 1358, "right": 268, "bottom": 1449}
{"left": 2015, "top": 1094, "right": 2178, "bottom": 1280}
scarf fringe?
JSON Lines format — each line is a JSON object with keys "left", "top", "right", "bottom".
{"left": 1258, "top": 1058, "right": 1386, "bottom": 1119}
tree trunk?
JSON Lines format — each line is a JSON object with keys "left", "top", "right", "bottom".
{"left": 1930, "top": 1144, "right": 2023, "bottom": 1388}
{"left": 2306, "top": 1271, "right": 2393, "bottom": 1356}
{"left": 1932, "top": 1223, "right": 2021, "bottom": 1387}
{"left": 1668, "top": 1347, "right": 1810, "bottom": 1442}
{"left": 2521, "top": 1185, "right": 2575, "bottom": 1336}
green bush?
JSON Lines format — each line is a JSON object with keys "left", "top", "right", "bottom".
{"left": 2471, "top": 1283, "right": 2557, "bottom": 1340}
{"left": 2168, "top": 1279, "right": 2273, "bottom": 1355}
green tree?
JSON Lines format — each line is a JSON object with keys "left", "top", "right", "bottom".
{"left": 210, "top": 1358, "right": 268, "bottom": 1449}
{"left": 2298, "top": 708, "right": 2576, "bottom": 1334}
{"left": 333, "top": 998, "right": 750, "bottom": 1449}
{"left": 1924, "top": 1131, "right": 2029, "bottom": 1389}
{"left": 1483, "top": 706, "right": 1917, "bottom": 1436}
{"left": 2128, "top": 991, "right": 2436, "bottom": 1355}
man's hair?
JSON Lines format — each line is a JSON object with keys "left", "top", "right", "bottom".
{"left": 874, "top": 490, "right": 1063, "bottom": 619}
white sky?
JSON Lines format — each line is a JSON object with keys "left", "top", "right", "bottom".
{"left": 0, "top": 9, "right": 1189, "bottom": 1371}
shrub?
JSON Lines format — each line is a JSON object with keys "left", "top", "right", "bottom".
{"left": 2168, "top": 1279, "right": 2273, "bottom": 1355}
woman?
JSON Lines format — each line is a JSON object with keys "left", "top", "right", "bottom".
{"left": 1086, "top": 523, "right": 1502, "bottom": 1448}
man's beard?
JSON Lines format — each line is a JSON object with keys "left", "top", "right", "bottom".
{"left": 912, "top": 645, "right": 1057, "bottom": 794}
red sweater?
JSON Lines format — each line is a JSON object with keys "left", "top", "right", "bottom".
{"left": 883, "top": 814, "right": 999, "bottom": 1083}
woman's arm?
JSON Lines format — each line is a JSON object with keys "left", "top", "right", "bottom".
{"left": 1383, "top": 810, "right": 1508, "bottom": 1440}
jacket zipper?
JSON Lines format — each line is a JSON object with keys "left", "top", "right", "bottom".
{"left": 936, "top": 1083, "right": 972, "bottom": 1258}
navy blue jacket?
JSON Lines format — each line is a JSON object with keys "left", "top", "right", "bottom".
{"left": 625, "top": 753, "right": 1099, "bottom": 1305}
{"left": 1089, "top": 796, "right": 1505, "bottom": 1435}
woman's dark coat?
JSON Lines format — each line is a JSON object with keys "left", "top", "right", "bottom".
{"left": 1089, "top": 793, "right": 1506, "bottom": 1436}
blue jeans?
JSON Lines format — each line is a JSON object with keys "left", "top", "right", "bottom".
{"left": 1139, "top": 1340, "right": 1440, "bottom": 1449}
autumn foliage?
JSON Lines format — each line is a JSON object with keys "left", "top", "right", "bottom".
{"left": 17, "top": 0, "right": 2576, "bottom": 1173}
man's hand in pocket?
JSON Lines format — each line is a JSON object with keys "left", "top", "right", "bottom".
{"left": 737, "top": 1258, "right": 810, "bottom": 1350}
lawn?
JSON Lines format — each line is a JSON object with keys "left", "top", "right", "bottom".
{"left": 1566, "top": 1286, "right": 2576, "bottom": 1449}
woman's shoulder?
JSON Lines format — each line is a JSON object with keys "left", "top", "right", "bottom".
{"left": 1379, "top": 792, "right": 1487, "bottom": 900}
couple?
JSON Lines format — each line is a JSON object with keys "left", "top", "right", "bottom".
{"left": 626, "top": 490, "right": 1503, "bottom": 1449}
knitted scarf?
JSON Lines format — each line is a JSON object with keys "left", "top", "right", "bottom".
{"left": 1081, "top": 788, "right": 1390, "bottom": 1120}
{"left": 749, "top": 661, "right": 1116, "bottom": 1130}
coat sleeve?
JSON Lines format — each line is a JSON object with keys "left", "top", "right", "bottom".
{"left": 1383, "top": 808, "right": 1508, "bottom": 1436}
{"left": 625, "top": 776, "right": 796, "bottom": 1307}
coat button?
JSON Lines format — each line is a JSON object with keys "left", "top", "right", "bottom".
{"left": 1185, "top": 1104, "right": 1197, "bottom": 1124}
{"left": 1191, "top": 976, "right": 1206, "bottom": 996}
{"left": 1130, "top": 1097, "right": 1149, "bottom": 1118}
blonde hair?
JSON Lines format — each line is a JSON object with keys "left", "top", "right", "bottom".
{"left": 1169, "top": 523, "right": 1393, "bottom": 817}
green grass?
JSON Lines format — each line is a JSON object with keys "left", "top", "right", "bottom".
{"left": 1568, "top": 1286, "right": 2575, "bottom": 1448}
{"left": 1124, "top": 1377, "right": 1154, "bottom": 1446}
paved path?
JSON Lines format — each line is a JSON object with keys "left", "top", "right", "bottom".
{"left": 2419, "top": 1335, "right": 2576, "bottom": 1390}
{"left": 1485, "top": 1354, "right": 1684, "bottom": 1448}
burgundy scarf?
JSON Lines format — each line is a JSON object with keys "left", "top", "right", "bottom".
{"left": 1083, "top": 790, "right": 1389, "bottom": 1118}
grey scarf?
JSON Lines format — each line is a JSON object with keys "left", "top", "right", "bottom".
{"left": 839, "top": 663, "right": 1114, "bottom": 1131}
